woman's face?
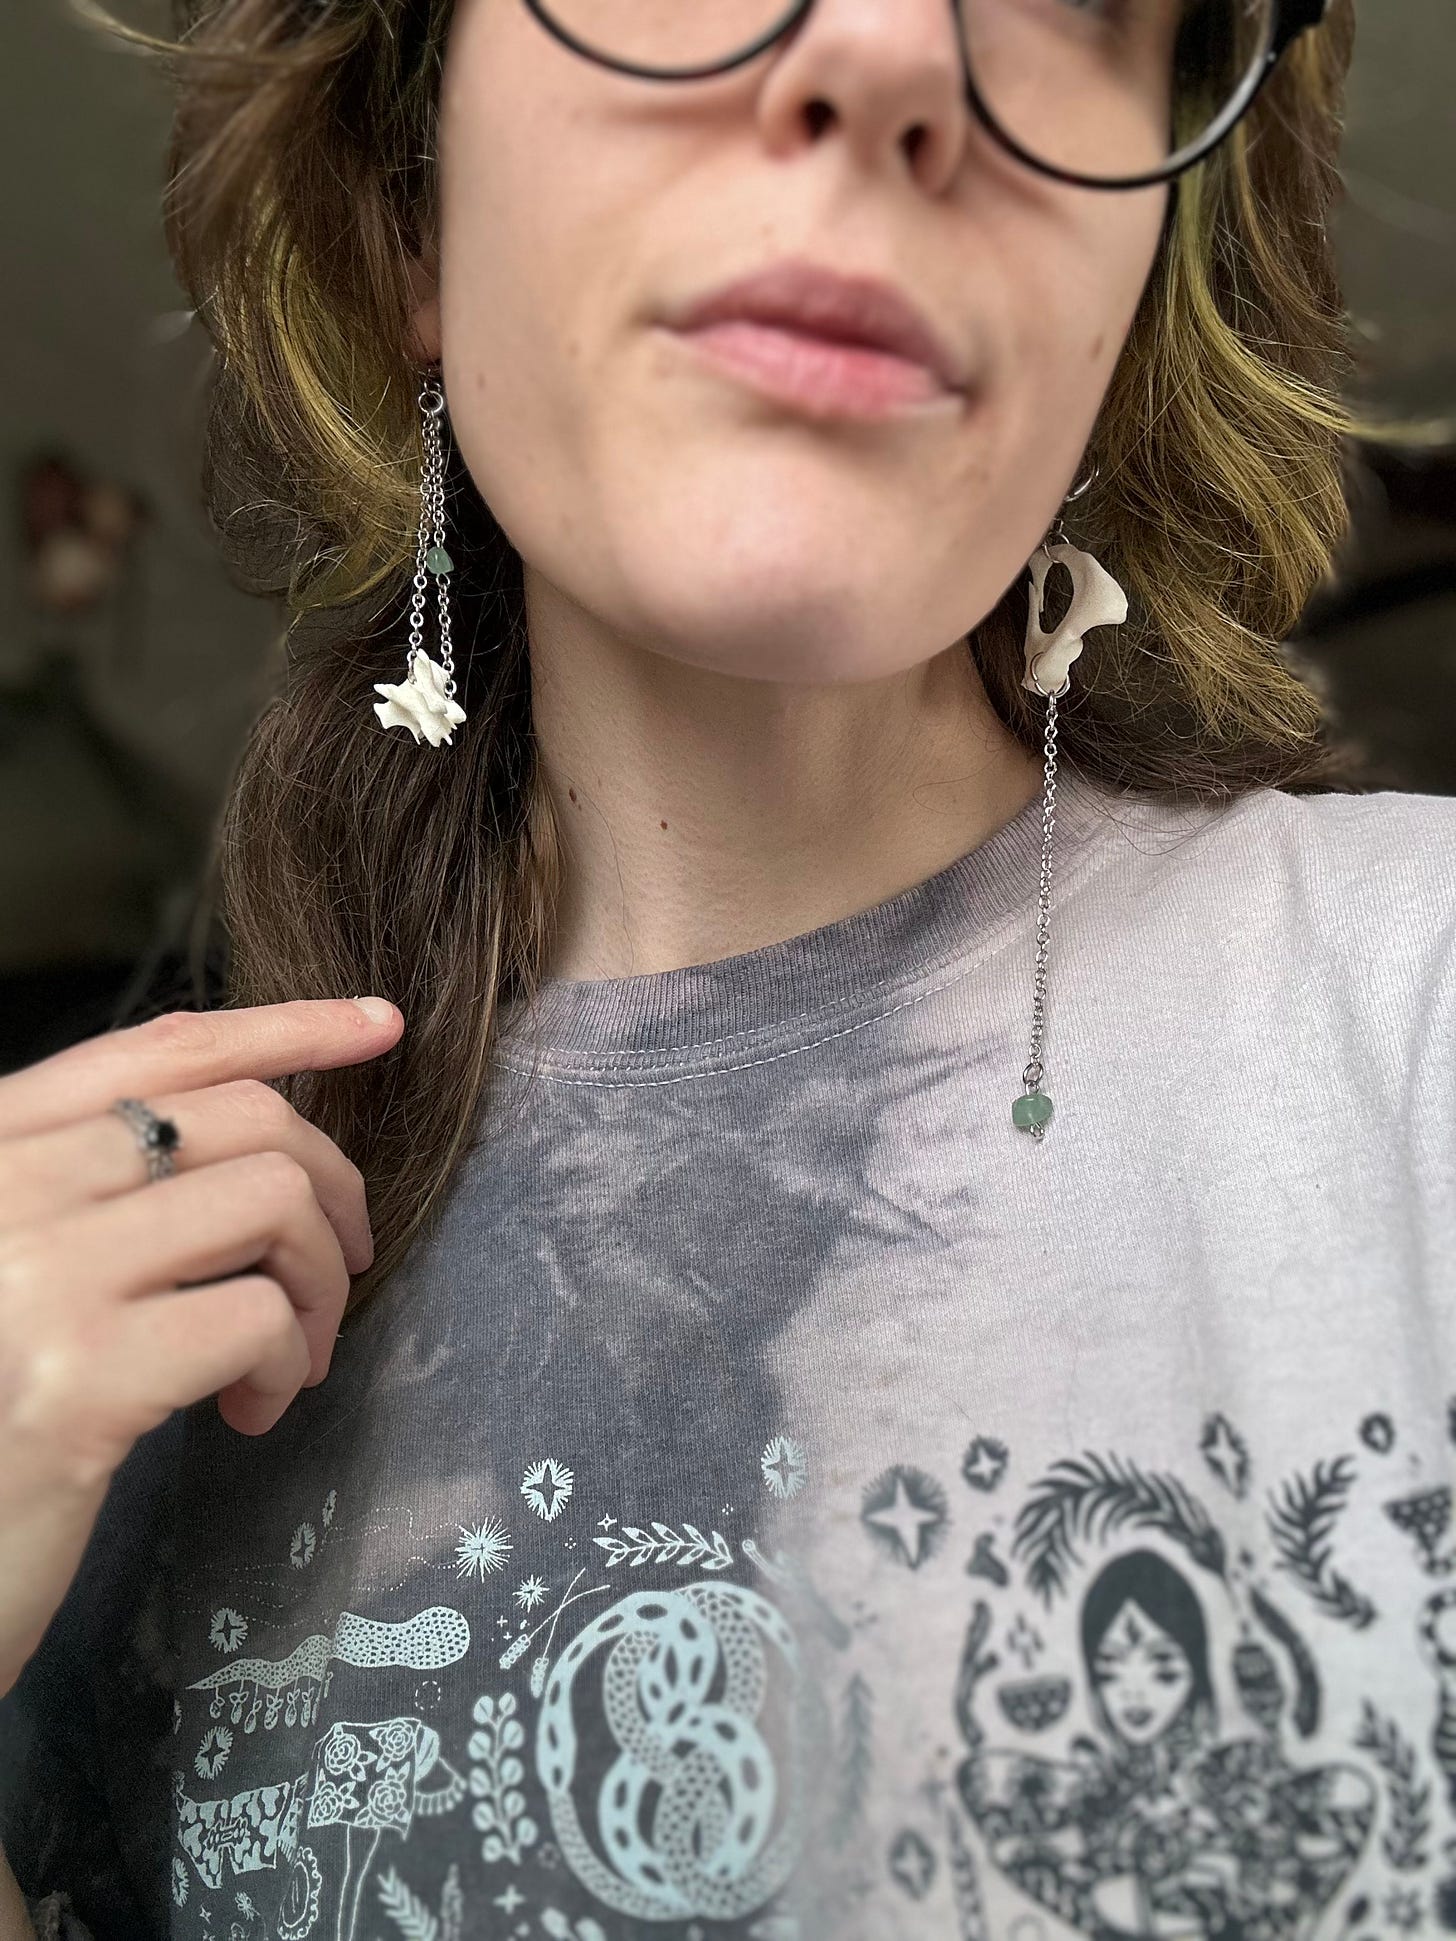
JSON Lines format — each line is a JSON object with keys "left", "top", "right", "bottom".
{"left": 1090, "top": 1598, "right": 1196, "bottom": 1745}
{"left": 419, "top": 0, "right": 1170, "bottom": 685}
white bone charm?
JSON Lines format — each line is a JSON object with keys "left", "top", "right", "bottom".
{"left": 1021, "top": 541, "right": 1128, "bottom": 700}
{"left": 373, "top": 650, "right": 467, "bottom": 747}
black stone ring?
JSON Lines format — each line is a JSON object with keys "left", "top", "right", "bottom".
{"left": 110, "top": 1097, "right": 182, "bottom": 1182}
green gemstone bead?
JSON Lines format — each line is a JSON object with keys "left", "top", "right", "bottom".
{"left": 425, "top": 544, "right": 454, "bottom": 576}
{"left": 1012, "top": 1090, "right": 1053, "bottom": 1131}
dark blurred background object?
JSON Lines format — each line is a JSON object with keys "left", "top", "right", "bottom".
{"left": 0, "top": 1, "right": 1452, "bottom": 1074}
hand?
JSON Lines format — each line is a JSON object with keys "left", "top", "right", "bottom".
{"left": 0, "top": 997, "right": 403, "bottom": 1698}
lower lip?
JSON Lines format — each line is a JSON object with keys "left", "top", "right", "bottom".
{"left": 661, "top": 320, "right": 957, "bottom": 418}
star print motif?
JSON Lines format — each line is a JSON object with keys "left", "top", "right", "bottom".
{"left": 960, "top": 1435, "right": 1009, "bottom": 1492}
{"left": 861, "top": 1464, "right": 949, "bottom": 1570}
{"left": 520, "top": 1456, "right": 574, "bottom": 1520}
{"left": 597, "top": 1513, "right": 617, "bottom": 1530}
{"left": 888, "top": 1827, "right": 936, "bottom": 1899}
{"left": 372, "top": 650, "right": 466, "bottom": 747}
{"left": 492, "top": 1885, "right": 525, "bottom": 1913}
{"left": 513, "top": 1574, "right": 548, "bottom": 1611}
{"left": 761, "top": 1434, "right": 808, "bottom": 1500}
{"left": 1199, "top": 1411, "right": 1250, "bottom": 1498}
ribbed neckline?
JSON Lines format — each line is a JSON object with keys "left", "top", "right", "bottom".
{"left": 493, "top": 764, "right": 1124, "bottom": 1071}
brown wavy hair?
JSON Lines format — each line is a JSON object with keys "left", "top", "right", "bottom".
{"left": 86, "top": 0, "right": 1440, "bottom": 1318}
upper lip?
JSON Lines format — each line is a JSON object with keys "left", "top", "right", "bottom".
{"left": 664, "top": 256, "right": 966, "bottom": 393}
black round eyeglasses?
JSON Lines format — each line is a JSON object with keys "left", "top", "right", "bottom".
{"left": 515, "top": 0, "right": 1331, "bottom": 191}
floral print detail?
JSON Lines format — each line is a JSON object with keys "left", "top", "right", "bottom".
{"left": 208, "top": 1607, "right": 248, "bottom": 1654}
{"left": 194, "top": 1726, "right": 232, "bottom": 1780}
{"left": 457, "top": 1516, "right": 514, "bottom": 1579}
{"left": 290, "top": 1522, "right": 316, "bottom": 1570}
{"left": 171, "top": 1857, "right": 189, "bottom": 1907}
{"left": 521, "top": 1457, "right": 575, "bottom": 1521}
{"left": 371, "top": 1718, "right": 419, "bottom": 1763}
{"left": 1385, "top": 1886, "right": 1424, "bottom": 1931}
{"left": 322, "top": 1489, "right": 337, "bottom": 1528}
{"left": 324, "top": 1727, "right": 364, "bottom": 1775}
{"left": 368, "top": 1766, "right": 411, "bottom": 1822}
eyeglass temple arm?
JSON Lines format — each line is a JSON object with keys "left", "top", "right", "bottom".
{"left": 1267, "top": 0, "right": 1329, "bottom": 71}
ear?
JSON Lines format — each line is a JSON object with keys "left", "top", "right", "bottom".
{"left": 404, "top": 248, "right": 442, "bottom": 365}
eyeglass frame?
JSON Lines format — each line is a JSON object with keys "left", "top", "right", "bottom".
{"left": 515, "top": 0, "right": 1329, "bottom": 191}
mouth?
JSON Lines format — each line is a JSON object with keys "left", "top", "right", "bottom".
{"left": 658, "top": 255, "right": 967, "bottom": 421}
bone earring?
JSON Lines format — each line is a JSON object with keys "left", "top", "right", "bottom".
{"left": 373, "top": 374, "right": 467, "bottom": 748}
{"left": 1013, "top": 461, "right": 1127, "bottom": 1142}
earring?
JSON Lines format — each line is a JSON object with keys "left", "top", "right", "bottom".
{"left": 373, "top": 374, "right": 467, "bottom": 747}
{"left": 1013, "top": 461, "right": 1127, "bottom": 1142}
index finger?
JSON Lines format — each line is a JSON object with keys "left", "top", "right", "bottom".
{"left": 0, "top": 998, "right": 403, "bottom": 1141}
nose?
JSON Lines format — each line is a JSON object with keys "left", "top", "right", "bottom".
{"left": 752, "top": 0, "right": 982, "bottom": 197}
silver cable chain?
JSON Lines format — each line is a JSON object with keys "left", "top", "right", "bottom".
{"left": 1020, "top": 683, "right": 1062, "bottom": 1134}
{"left": 408, "top": 377, "right": 457, "bottom": 699}
{"left": 1018, "top": 461, "right": 1095, "bottom": 1141}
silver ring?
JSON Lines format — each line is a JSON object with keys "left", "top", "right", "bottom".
{"left": 111, "top": 1097, "right": 182, "bottom": 1182}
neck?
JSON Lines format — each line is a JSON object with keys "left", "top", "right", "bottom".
{"left": 527, "top": 578, "right": 1044, "bottom": 984}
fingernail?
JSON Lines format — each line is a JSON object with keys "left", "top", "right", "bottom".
{"left": 353, "top": 997, "right": 397, "bottom": 1025}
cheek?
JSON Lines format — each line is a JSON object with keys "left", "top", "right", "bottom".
{"left": 999, "top": 189, "right": 1167, "bottom": 406}
{"left": 435, "top": 11, "right": 622, "bottom": 537}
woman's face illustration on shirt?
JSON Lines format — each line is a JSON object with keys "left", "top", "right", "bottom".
{"left": 1090, "top": 1598, "right": 1196, "bottom": 1746}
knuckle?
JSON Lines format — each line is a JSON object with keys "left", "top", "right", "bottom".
{"left": 235, "top": 1274, "right": 295, "bottom": 1341}
{"left": 245, "top": 1148, "right": 314, "bottom": 1208}
{"left": 133, "top": 1009, "right": 219, "bottom": 1058}
{"left": 0, "top": 1225, "right": 50, "bottom": 1301}
{"left": 225, "top": 1077, "right": 294, "bottom": 1133}
{"left": 235, "top": 1277, "right": 309, "bottom": 1373}
{"left": 1, "top": 1313, "right": 107, "bottom": 1470}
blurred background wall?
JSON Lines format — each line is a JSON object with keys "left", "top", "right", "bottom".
{"left": 0, "top": 0, "right": 1453, "bottom": 1074}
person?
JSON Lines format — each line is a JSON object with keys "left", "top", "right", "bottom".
{"left": 1, "top": 0, "right": 1452, "bottom": 1936}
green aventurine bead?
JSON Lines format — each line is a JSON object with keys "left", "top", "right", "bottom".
{"left": 1012, "top": 1090, "right": 1053, "bottom": 1131}
{"left": 425, "top": 544, "right": 454, "bottom": 576}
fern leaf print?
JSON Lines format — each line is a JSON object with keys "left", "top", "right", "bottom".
{"left": 1012, "top": 1451, "right": 1227, "bottom": 1605}
{"left": 828, "top": 1674, "right": 873, "bottom": 1848}
{"left": 1266, "top": 1456, "right": 1377, "bottom": 1628}
{"left": 375, "top": 1866, "right": 440, "bottom": 1941}
{"left": 1353, "top": 1700, "right": 1432, "bottom": 1873}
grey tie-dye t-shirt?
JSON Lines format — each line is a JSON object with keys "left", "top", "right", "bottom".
{"left": 5, "top": 767, "right": 1456, "bottom": 1941}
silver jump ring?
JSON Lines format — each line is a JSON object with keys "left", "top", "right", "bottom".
{"left": 1065, "top": 460, "right": 1098, "bottom": 503}
{"left": 111, "top": 1097, "right": 182, "bottom": 1182}
{"left": 1045, "top": 459, "right": 1099, "bottom": 551}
